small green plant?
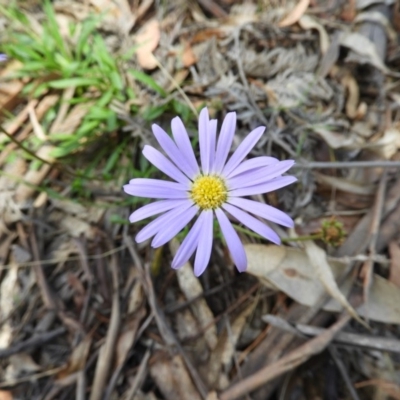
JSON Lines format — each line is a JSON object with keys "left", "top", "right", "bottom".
{"left": 0, "top": 1, "right": 194, "bottom": 200}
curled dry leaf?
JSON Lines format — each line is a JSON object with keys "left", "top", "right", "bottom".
{"left": 245, "top": 244, "right": 400, "bottom": 324}
{"left": 340, "top": 32, "right": 389, "bottom": 73}
{"left": 303, "top": 240, "right": 364, "bottom": 326}
{"left": 354, "top": 11, "right": 397, "bottom": 43}
{"left": 135, "top": 19, "right": 160, "bottom": 70}
{"left": 278, "top": 0, "right": 310, "bottom": 28}
{"left": 341, "top": 73, "right": 361, "bottom": 119}
{"left": 298, "top": 15, "right": 330, "bottom": 54}
{"left": 370, "top": 127, "right": 400, "bottom": 159}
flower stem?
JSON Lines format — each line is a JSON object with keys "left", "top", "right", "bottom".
{"left": 232, "top": 224, "right": 321, "bottom": 243}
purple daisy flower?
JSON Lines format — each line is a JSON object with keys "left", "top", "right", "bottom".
{"left": 0, "top": 54, "right": 7, "bottom": 62}
{"left": 124, "top": 108, "right": 297, "bottom": 276}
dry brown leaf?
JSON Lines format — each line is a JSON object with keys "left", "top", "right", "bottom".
{"left": 341, "top": 0, "right": 357, "bottom": 21}
{"left": 278, "top": 0, "right": 310, "bottom": 27}
{"left": 90, "top": 0, "right": 134, "bottom": 34}
{"left": 170, "top": 239, "right": 218, "bottom": 350}
{"left": 355, "top": 11, "right": 397, "bottom": 43}
{"left": 303, "top": 241, "right": 364, "bottom": 325}
{"left": 355, "top": 379, "right": 400, "bottom": 399}
{"left": 298, "top": 15, "right": 329, "bottom": 54}
{"left": 0, "top": 61, "right": 24, "bottom": 111}
{"left": 0, "top": 261, "right": 19, "bottom": 349}
{"left": 206, "top": 302, "right": 256, "bottom": 390}
{"left": 4, "top": 353, "right": 41, "bottom": 382}
{"left": 135, "top": 19, "right": 160, "bottom": 70}
{"left": 48, "top": 212, "right": 96, "bottom": 240}
{"left": 52, "top": 102, "right": 94, "bottom": 135}
{"left": 369, "top": 127, "right": 400, "bottom": 159}
{"left": 14, "top": 144, "right": 55, "bottom": 204}
{"left": 57, "top": 335, "right": 92, "bottom": 379}
{"left": 314, "top": 172, "right": 376, "bottom": 195}
{"left": 150, "top": 353, "right": 202, "bottom": 400}
{"left": 221, "top": 302, "right": 257, "bottom": 370}
{"left": 175, "top": 300, "right": 202, "bottom": 341}
{"left": 245, "top": 244, "right": 400, "bottom": 324}
{"left": 182, "top": 41, "right": 197, "bottom": 67}
{"left": 340, "top": 32, "right": 389, "bottom": 73}
{"left": 115, "top": 308, "right": 146, "bottom": 367}
{"left": 126, "top": 278, "right": 144, "bottom": 314}
{"left": 341, "top": 73, "right": 360, "bottom": 119}
{"left": 311, "top": 126, "right": 364, "bottom": 149}
{"left": 133, "top": 0, "right": 154, "bottom": 25}
{"left": 166, "top": 70, "right": 189, "bottom": 93}
{"left": 0, "top": 391, "right": 13, "bottom": 400}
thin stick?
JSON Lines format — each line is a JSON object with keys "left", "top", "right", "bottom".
{"left": 295, "top": 161, "right": 400, "bottom": 169}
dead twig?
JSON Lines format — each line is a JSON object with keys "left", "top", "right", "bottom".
{"left": 89, "top": 239, "right": 121, "bottom": 400}
{"left": 296, "top": 161, "right": 400, "bottom": 168}
{"left": 328, "top": 346, "right": 361, "bottom": 400}
{"left": 264, "top": 316, "right": 400, "bottom": 353}
{"left": 361, "top": 171, "right": 387, "bottom": 310}
{"left": 0, "top": 327, "right": 65, "bottom": 358}
{"left": 125, "top": 348, "right": 151, "bottom": 400}
{"left": 197, "top": 0, "right": 227, "bottom": 18}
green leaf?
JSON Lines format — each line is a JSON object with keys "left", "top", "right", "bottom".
{"left": 43, "top": 0, "right": 69, "bottom": 59}
{"left": 103, "top": 145, "right": 123, "bottom": 175}
{"left": 47, "top": 77, "right": 100, "bottom": 89}
{"left": 129, "top": 69, "right": 166, "bottom": 96}
{"left": 142, "top": 105, "right": 167, "bottom": 121}
{"left": 172, "top": 99, "right": 192, "bottom": 121}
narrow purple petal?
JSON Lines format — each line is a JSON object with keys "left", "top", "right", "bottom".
{"left": 227, "top": 160, "right": 295, "bottom": 190}
{"left": 214, "top": 112, "right": 236, "bottom": 173}
{"left": 171, "top": 117, "right": 200, "bottom": 177}
{"left": 215, "top": 208, "right": 247, "bottom": 272}
{"left": 222, "top": 126, "right": 265, "bottom": 177}
{"left": 136, "top": 202, "right": 192, "bottom": 243}
{"left": 124, "top": 178, "right": 188, "bottom": 199}
{"left": 151, "top": 205, "right": 199, "bottom": 247}
{"left": 208, "top": 119, "right": 217, "bottom": 172}
{"left": 229, "top": 176, "right": 297, "bottom": 197}
{"left": 222, "top": 203, "right": 281, "bottom": 245}
{"left": 194, "top": 210, "right": 213, "bottom": 276}
{"left": 228, "top": 197, "right": 294, "bottom": 228}
{"left": 198, "top": 107, "right": 210, "bottom": 174}
{"left": 142, "top": 145, "right": 191, "bottom": 186}
{"left": 172, "top": 213, "right": 205, "bottom": 269}
{"left": 129, "top": 199, "right": 190, "bottom": 223}
{"left": 226, "top": 156, "right": 279, "bottom": 179}
{"left": 152, "top": 124, "right": 196, "bottom": 179}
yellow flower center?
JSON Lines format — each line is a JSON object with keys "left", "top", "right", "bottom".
{"left": 190, "top": 175, "right": 227, "bottom": 210}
